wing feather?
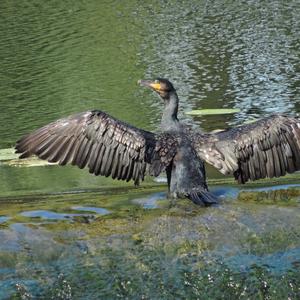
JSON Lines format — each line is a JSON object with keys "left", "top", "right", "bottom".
{"left": 193, "top": 115, "right": 300, "bottom": 183}
{"left": 15, "top": 110, "right": 158, "bottom": 185}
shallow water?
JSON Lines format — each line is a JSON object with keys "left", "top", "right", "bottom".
{"left": 0, "top": 0, "right": 300, "bottom": 298}
{"left": 0, "top": 186, "right": 299, "bottom": 298}
{"left": 20, "top": 206, "right": 110, "bottom": 220}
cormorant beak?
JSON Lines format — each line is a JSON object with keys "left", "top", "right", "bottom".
{"left": 138, "top": 80, "right": 162, "bottom": 92}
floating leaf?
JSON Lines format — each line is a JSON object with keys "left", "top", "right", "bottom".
{"left": 242, "top": 118, "right": 259, "bottom": 125}
{"left": 0, "top": 148, "right": 18, "bottom": 161}
{"left": 5, "top": 158, "right": 57, "bottom": 167}
{"left": 185, "top": 108, "right": 240, "bottom": 116}
{"left": 0, "top": 147, "right": 56, "bottom": 167}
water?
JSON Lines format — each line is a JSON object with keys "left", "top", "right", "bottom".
{"left": 132, "top": 192, "right": 166, "bottom": 208}
{"left": 0, "top": 188, "right": 299, "bottom": 299}
{"left": 71, "top": 206, "right": 111, "bottom": 215}
{"left": 20, "top": 206, "right": 110, "bottom": 220}
{"left": 0, "top": 216, "right": 9, "bottom": 224}
{"left": 0, "top": 0, "right": 300, "bottom": 298}
{"left": 0, "top": 1, "right": 299, "bottom": 149}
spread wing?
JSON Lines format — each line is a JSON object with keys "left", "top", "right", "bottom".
{"left": 193, "top": 115, "right": 300, "bottom": 183}
{"left": 15, "top": 110, "right": 160, "bottom": 185}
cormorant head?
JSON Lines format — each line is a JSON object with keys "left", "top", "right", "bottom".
{"left": 138, "top": 78, "right": 175, "bottom": 100}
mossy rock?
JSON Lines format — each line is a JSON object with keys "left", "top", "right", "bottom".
{"left": 237, "top": 188, "right": 300, "bottom": 205}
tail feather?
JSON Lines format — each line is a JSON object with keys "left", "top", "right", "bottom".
{"left": 188, "top": 190, "right": 218, "bottom": 206}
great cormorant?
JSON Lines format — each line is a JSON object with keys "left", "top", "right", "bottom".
{"left": 15, "top": 78, "right": 300, "bottom": 206}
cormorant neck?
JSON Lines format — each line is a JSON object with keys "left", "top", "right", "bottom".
{"left": 161, "top": 90, "right": 180, "bottom": 131}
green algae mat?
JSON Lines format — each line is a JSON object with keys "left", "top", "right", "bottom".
{"left": 0, "top": 182, "right": 299, "bottom": 298}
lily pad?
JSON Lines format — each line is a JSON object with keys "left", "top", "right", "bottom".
{"left": 242, "top": 118, "right": 259, "bottom": 125}
{"left": 0, "top": 148, "right": 18, "bottom": 161}
{"left": 6, "top": 158, "right": 57, "bottom": 167}
{"left": 185, "top": 108, "right": 240, "bottom": 116}
{"left": 0, "top": 147, "right": 56, "bottom": 167}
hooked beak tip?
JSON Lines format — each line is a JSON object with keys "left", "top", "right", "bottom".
{"left": 138, "top": 79, "right": 151, "bottom": 88}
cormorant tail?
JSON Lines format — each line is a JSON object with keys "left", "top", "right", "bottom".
{"left": 188, "top": 190, "right": 218, "bottom": 206}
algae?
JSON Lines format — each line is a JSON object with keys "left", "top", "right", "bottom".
{"left": 0, "top": 200, "right": 299, "bottom": 298}
{"left": 0, "top": 172, "right": 300, "bottom": 298}
{"left": 237, "top": 188, "right": 300, "bottom": 205}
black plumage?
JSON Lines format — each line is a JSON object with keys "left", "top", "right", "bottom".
{"left": 15, "top": 78, "right": 300, "bottom": 206}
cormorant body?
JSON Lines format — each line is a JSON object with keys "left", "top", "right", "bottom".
{"left": 15, "top": 78, "right": 300, "bottom": 206}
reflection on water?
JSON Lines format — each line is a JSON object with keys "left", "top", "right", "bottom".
{"left": 136, "top": 1, "right": 300, "bottom": 129}
{"left": 140, "top": 1, "right": 300, "bottom": 128}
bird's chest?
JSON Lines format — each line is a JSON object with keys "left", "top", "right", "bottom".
{"left": 173, "top": 142, "right": 204, "bottom": 175}
{"left": 169, "top": 143, "right": 206, "bottom": 194}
